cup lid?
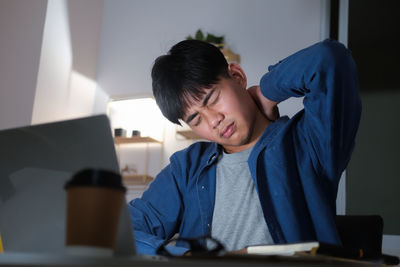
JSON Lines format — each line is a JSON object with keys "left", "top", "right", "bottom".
{"left": 65, "top": 168, "right": 126, "bottom": 192}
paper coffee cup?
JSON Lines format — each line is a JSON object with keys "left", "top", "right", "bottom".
{"left": 64, "top": 169, "right": 126, "bottom": 256}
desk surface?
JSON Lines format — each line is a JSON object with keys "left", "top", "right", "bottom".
{"left": 0, "top": 252, "right": 380, "bottom": 267}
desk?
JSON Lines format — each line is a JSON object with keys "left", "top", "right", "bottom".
{"left": 0, "top": 252, "right": 380, "bottom": 267}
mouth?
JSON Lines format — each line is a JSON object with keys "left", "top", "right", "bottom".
{"left": 220, "top": 122, "right": 236, "bottom": 138}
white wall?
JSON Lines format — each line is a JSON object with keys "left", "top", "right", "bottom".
{"left": 32, "top": 0, "right": 106, "bottom": 124}
{"left": 97, "top": 0, "right": 321, "bottom": 97}
{"left": 0, "top": 0, "right": 47, "bottom": 130}
{"left": 97, "top": 0, "right": 322, "bottom": 175}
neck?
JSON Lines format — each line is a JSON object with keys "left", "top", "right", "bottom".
{"left": 251, "top": 111, "right": 270, "bottom": 143}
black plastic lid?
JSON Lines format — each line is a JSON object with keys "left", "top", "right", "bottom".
{"left": 65, "top": 168, "right": 126, "bottom": 192}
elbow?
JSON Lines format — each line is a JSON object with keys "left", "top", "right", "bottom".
{"left": 315, "top": 39, "right": 359, "bottom": 87}
{"left": 318, "top": 39, "right": 354, "bottom": 67}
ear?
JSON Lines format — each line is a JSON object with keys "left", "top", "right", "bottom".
{"left": 228, "top": 63, "right": 247, "bottom": 89}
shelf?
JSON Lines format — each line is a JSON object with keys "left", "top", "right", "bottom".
{"left": 221, "top": 47, "right": 240, "bottom": 63}
{"left": 114, "top": 136, "right": 161, "bottom": 144}
{"left": 122, "top": 174, "right": 154, "bottom": 185}
{"left": 176, "top": 130, "right": 202, "bottom": 140}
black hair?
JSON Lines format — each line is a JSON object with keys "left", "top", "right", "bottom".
{"left": 151, "top": 40, "right": 229, "bottom": 125}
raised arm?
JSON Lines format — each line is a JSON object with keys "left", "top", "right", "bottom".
{"left": 259, "top": 39, "right": 361, "bottom": 182}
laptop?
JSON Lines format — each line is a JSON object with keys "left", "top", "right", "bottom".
{"left": 0, "top": 115, "right": 136, "bottom": 256}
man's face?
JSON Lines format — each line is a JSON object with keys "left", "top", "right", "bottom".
{"left": 183, "top": 64, "right": 265, "bottom": 153}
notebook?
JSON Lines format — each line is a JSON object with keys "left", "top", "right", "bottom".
{"left": 0, "top": 115, "right": 136, "bottom": 256}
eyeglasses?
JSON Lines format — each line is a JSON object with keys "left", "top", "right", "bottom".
{"left": 156, "top": 235, "right": 226, "bottom": 257}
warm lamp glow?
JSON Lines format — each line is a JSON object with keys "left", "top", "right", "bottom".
{"left": 108, "top": 97, "right": 165, "bottom": 141}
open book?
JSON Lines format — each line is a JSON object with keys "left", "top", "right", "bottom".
{"left": 247, "top": 241, "right": 319, "bottom": 256}
{"left": 247, "top": 241, "right": 364, "bottom": 259}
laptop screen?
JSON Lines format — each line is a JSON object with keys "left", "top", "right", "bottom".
{"left": 0, "top": 115, "right": 135, "bottom": 256}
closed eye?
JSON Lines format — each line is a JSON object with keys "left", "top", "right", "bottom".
{"left": 193, "top": 116, "right": 202, "bottom": 127}
{"left": 201, "top": 88, "right": 216, "bottom": 107}
{"left": 185, "top": 112, "right": 198, "bottom": 125}
{"left": 186, "top": 87, "right": 221, "bottom": 127}
{"left": 210, "top": 90, "right": 220, "bottom": 106}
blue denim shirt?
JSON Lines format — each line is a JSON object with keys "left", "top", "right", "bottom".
{"left": 128, "top": 39, "right": 361, "bottom": 255}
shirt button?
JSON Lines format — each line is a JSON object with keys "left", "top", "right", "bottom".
{"left": 201, "top": 186, "right": 205, "bottom": 190}
{"left": 207, "top": 224, "right": 210, "bottom": 227}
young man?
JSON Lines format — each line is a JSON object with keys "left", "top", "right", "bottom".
{"left": 128, "top": 39, "right": 361, "bottom": 255}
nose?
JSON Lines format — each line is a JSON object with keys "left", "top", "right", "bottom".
{"left": 206, "top": 109, "right": 223, "bottom": 129}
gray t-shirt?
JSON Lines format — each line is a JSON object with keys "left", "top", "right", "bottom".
{"left": 211, "top": 147, "right": 274, "bottom": 251}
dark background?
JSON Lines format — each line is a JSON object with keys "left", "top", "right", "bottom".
{"left": 340, "top": 0, "right": 400, "bottom": 235}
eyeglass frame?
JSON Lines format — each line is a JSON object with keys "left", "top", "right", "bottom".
{"left": 156, "top": 235, "right": 225, "bottom": 257}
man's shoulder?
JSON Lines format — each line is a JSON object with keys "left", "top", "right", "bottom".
{"left": 254, "top": 113, "right": 316, "bottom": 155}
{"left": 257, "top": 116, "right": 291, "bottom": 147}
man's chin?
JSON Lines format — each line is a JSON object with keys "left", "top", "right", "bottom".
{"left": 206, "top": 132, "right": 252, "bottom": 150}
